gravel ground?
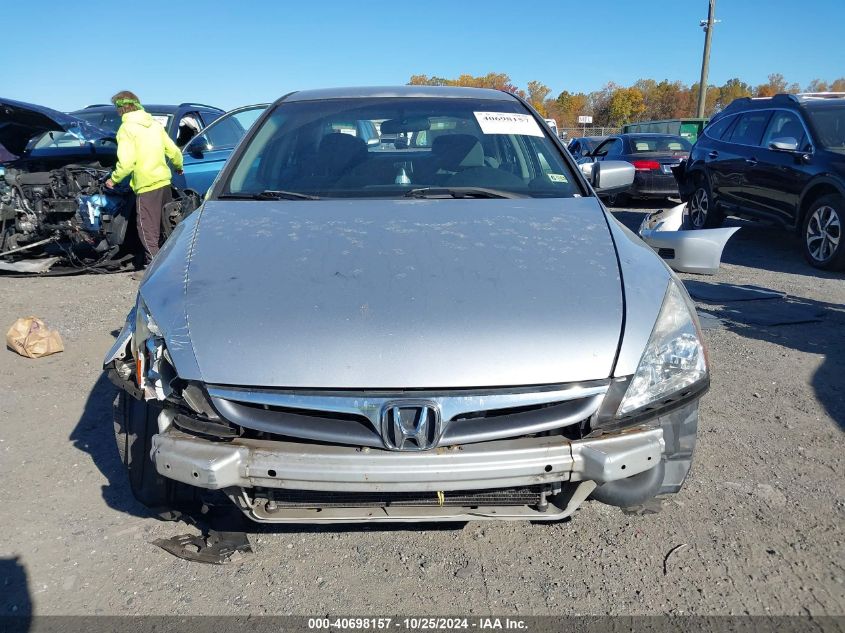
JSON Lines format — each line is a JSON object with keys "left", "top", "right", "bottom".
{"left": 0, "top": 206, "right": 843, "bottom": 617}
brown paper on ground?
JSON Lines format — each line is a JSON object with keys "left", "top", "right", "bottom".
{"left": 5, "top": 316, "right": 64, "bottom": 359}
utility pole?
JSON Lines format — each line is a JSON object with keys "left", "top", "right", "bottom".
{"left": 696, "top": 0, "right": 717, "bottom": 118}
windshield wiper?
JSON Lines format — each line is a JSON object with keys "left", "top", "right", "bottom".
{"left": 219, "top": 190, "right": 320, "bottom": 201}
{"left": 403, "top": 187, "right": 523, "bottom": 199}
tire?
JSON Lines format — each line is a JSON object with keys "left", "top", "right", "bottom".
{"left": 802, "top": 194, "right": 845, "bottom": 271}
{"left": 606, "top": 192, "right": 629, "bottom": 208}
{"left": 113, "top": 391, "right": 193, "bottom": 510}
{"left": 687, "top": 177, "right": 724, "bottom": 229}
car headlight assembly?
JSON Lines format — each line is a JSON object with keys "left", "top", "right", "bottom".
{"left": 597, "top": 280, "right": 709, "bottom": 428}
{"left": 132, "top": 299, "right": 176, "bottom": 401}
{"left": 618, "top": 280, "right": 708, "bottom": 415}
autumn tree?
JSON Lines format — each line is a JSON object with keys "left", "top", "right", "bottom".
{"left": 806, "top": 79, "right": 829, "bottom": 92}
{"left": 526, "top": 80, "right": 551, "bottom": 116}
{"left": 406, "top": 73, "right": 844, "bottom": 127}
{"left": 715, "top": 78, "right": 752, "bottom": 111}
{"left": 606, "top": 87, "right": 646, "bottom": 126}
{"left": 550, "top": 90, "right": 590, "bottom": 127}
{"left": 408, "top": 72, "right": 521, "bottom": 95}
{"left": 831, "top": 78, "right": 845, "bottom": 91}
{"left": 753, "top": 73, "right": 801, "bottom": 97}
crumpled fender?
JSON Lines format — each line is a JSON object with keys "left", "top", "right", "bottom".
{"left": 638, "top": 203, "right": 739, "bottom": 275}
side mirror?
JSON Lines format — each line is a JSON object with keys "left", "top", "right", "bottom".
{"left": 187, "top": 138, "right": 209, "bottom": 156}
{"left": 769, "top": 137, "right": 799, "bottom": 152}
{"left": 584, "top": 160, "right": 635, "bottom": 195}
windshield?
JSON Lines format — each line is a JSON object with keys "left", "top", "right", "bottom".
{"left": 224, "top": 97, "right": 580, "bottom": 199}
{"left": 807, "top": 106, "right": 845, "bottom": 151}
{"left": 73, "top": 110, "right": 172, "bottom": 134}
{"left": 628, "top": 135, "right": 691, "bottom": 153}
{"left": 25, "top": 121, "right": 114, "bottom": 152}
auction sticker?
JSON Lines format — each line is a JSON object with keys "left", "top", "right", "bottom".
{"left": 474, "top": 111, "right": 544, "bottom": 137}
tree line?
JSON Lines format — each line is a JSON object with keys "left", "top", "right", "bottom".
{"left": 408, "top": 73, "right": 845, "bottom": 128}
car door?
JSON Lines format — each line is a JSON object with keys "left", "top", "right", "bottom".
{"left": 176, "top": 105, "right": 267, "bottom": 196}
{"left": 592, "top": 137, "right": 623, "bottom": 162}
{"left": 714, "top": 110, "right": 772, "bottom": 212}
{"left": 743, "top": 109, "right": 810, "bottom": 225}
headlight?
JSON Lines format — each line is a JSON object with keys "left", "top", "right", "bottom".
{"left": 133, "top": 298, "right": 175, "bottom": 400}
{"left": 615, "top": 280, "right": 708, "bottom": 417}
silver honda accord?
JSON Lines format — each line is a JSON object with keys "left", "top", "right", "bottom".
{"left": 104, "top": 86, "right": 709, "bottom": 524}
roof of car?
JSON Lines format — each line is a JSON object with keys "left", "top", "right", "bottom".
{"left": 282, "top": 86, "right": 517, "bottom": 102}
{"left": 69, "top": 103, "right": 223, "bottom": 114}
{"left": 721, "top": 93, "right": 845, "bottom": 115}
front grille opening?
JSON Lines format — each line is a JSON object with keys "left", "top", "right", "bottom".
{"left": 238, "top": 401, "right": 372, "bottom": 426}
{"left": 252, "top": 486, "right": 546, "bottom": 509}
{"left": 452, "top": 400, "right": 559, "bottom": 421}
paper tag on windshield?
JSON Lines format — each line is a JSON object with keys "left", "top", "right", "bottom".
{"left": 474, "top": 112, "right": 544, "bottom": 137}
{"left": 151, "top": 115, "right": 169, "bottom": 129}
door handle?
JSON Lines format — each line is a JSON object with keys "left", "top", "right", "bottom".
{"left": 708, "top": 151, "right": 719, "bottom": 159}
{"left": 745, "top": 157, "right": 758, "bottom": 165}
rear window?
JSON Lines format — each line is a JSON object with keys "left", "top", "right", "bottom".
{"left": 728, "top": 111, "right": 772, "bottom": 146}
{"left": 627, "top": 135, "right": 691, "bottom": 153}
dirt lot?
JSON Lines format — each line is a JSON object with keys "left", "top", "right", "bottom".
{"left": 1, "top": 207, "right": 843, "bottom": 617}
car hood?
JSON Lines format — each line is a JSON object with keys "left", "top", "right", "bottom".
{"left": 145, "top": 197, "right": 624, "bottom": 389}
{"left": 0, "top": 97, "right": 112, "bottom": 158}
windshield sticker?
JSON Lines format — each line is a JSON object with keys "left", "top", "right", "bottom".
{"left": 474, "top": 112, "right": 544, "bottom": 137}
{"left": 151, "top": 115, "right": 169, "bottom": 129}
{"left": 547, "top": 173, "right": 568, "bottom": 183}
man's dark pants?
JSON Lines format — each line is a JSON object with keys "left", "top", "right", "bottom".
{"left": 136, "top": 185, "right": 171, "bottom": 266}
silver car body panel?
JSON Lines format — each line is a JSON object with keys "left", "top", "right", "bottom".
{"left": 638, "top": 203, "right": 740, "bottom": 275}
{"left": 603, "top": 214, "right": 674, "bottom": 377}
{"left": 143, "top": 197, "right": 626, "bottom": 388}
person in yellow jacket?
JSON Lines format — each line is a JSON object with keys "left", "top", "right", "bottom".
{"left": 105, "top": 90, "right": 184, "bottom": 272}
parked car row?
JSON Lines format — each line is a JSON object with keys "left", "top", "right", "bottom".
{"left": 566, "top": 93, "right": 845, "bottom": 270}
{"left": 568, "top": 133, "right": 691, "bottom": 204}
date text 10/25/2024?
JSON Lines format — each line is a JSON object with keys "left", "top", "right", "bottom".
{"left": 307, "top": 617, "right": 528, "bottom": 631}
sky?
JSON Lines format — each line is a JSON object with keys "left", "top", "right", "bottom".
{"left": 5, "top": 0, "right": 845, "bottom": 112}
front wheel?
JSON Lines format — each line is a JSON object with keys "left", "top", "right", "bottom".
{"left": 802, "top": 195, "right": 845, "bottom": 271}
{"left": 687, "top": 180, "right": 723, "bottom": 229}
{"left": 113, "top": 391, "right": 195, "bottom": 510}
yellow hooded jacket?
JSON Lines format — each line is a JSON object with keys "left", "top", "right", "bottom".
{"left": 110, "top": 109, "right": 184, "bottom": 194}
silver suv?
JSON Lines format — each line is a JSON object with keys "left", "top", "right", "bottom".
{"left": 104, "top": 86, "right": 709, "bottom": 524}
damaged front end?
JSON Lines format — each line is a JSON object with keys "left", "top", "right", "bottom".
{"left": 0, "top": 164, "right": 136, "bottom": 270}
{"left": 0, "top": 97, "right": 198, "bottom": 273}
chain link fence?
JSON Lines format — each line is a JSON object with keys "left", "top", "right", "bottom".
{"left": 558, "top": 126, "right": 621, "bottom": 140}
